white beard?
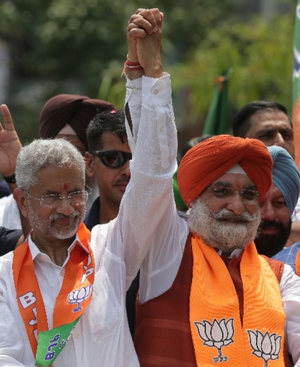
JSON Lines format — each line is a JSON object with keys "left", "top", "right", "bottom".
{"left": 27, "top": 202, "right": 84, "bottom": 240}
{"left": 188, "top": 198, "right": 261, "bottom": 253}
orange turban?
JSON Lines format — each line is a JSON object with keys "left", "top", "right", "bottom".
{"left": 177, "top": 135, "right": 273, "bottom": 207}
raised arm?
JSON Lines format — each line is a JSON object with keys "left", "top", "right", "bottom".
{"left": 0, "top": 104, "right": 22, "bottom": 190}
{"left": 124, "top": 8, "right": 164, "bottom": 152}
{"left": 0, "top": 105, "right": 31, "bottom": 237}
{"left": 120, "top": 9, "right": 182, "bottom": 287}
{"left": 91, "top": 8, "right": 183, "bottom": 292}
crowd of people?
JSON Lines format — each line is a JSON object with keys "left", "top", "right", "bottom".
{"left": 0, "top": 7, "right": 300, "bottom": 367}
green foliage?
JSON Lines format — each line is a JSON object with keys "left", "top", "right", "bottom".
{"left": 0, "top": 0, "right": 296, "bottom": 143}
{"left": 167, "top": 7, "right": 295, "bottom": 132}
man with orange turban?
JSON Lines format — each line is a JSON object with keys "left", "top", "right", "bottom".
{"left": 119, "top": 8, "right": 300, "bottom": 366}
{"left": 131, "top": 134, "right": 300, "bottom": 363}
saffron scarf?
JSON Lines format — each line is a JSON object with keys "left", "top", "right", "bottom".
{"left": 190, "top": 235, "right": 286, "bottom": 367}
{"left": 296, "top": 250, "right": 300, "bottom": 276}
{"left": 13, "top": 222, "right": 94, "bottom": 367}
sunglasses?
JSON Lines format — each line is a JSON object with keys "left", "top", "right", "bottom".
{"left": 91, "top": 150, "right": 132, "bottom": 168}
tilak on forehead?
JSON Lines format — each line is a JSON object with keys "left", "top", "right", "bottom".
{"left": 177, "top": 134, "right": 273, "bottom": 207}
{"left": 63, "top": 183, "right": 69, "bottom": 191}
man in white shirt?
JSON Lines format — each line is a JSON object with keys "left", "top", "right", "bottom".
{"left": 0, "top": 8, "right": 175, "bottom": 366}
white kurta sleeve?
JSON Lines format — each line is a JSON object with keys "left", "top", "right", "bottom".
{"left": 119, "top": 73, "right": 180, "bottom": 290}
{"left": 280, "top": 264, "right": 300, "bottom": 365}
{"left": 91, "top": 73, "right": 188, "bottom": 296}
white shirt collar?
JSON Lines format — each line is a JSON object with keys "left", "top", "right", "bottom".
{"left": 218, "top": 248, "right": 243, "bottom": 258}
{"left": 28, "top": 230, "right": 89, "bottom": 265}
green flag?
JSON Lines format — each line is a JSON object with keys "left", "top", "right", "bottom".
{"left": 203, "top": 69, "right": 232, "bottom": 135}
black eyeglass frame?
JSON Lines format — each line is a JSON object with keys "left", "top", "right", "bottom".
{"left": 90, "top": 150, "right": 132, "bottom": 168}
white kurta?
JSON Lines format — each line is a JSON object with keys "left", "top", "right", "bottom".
{"left": 0, "top": 74, "right": 177, "bottom": 367}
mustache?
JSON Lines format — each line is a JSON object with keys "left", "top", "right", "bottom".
{"left": 213, "top": 208, "right": 258, "bottom": 223}
{"left": 49, "top": 211, "right": 80, "bottom": 221}
{"left": 115, "top": 177, "right": 130, "bottom": 184}
{"left": 259, "top": 220, "right": 284, "bottom": 230}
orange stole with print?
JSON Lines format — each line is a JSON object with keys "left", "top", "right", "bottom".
{"left": 190, "top": 235, "right": 286, "bottom": 367}
{"left": 12, "top": 222, "right": 94, "bottom": 365}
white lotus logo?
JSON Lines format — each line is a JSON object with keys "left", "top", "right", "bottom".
{"left": 247, "top": 330, "right": 282, "bottom": 366}
{"left": 194, "top": 318, "right": 234, "bottom": 363}
{"left": 68, "top": 285, "right": 93, "bottom": 312}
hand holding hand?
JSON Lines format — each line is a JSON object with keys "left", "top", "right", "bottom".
{"left": 127, "top": 8, "right": 163, "bottom": 78}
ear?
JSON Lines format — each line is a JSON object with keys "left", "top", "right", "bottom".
{"left": 84, "top": 152, "right": 96, "bottom": 179}
{"left": 13, "top": 188, "right": 29, "bottom": 218}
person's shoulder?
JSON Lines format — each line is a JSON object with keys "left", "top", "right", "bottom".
{"left": 0, "top": 250, "right": 14, "bottom": 275}
{"left": 90, "top": 219, "right": 115, "bottom": 250}
{"left": 0, "top": 252, "right": 15, "bottom": 299}
{"left": 273, "top": 242, "right": 300, "bottom": 261}
{"left": 260, "top": 255, "right": 285, "bottom": 282}
{"left": 92, "top": 217, "right": 116, "bottom": 234}
{"left": 0, "top": 228, "right": 23, "bottom": 256}
{"left": 272, "top": 242, "right": 300, "bottom": 272}
{"left": 0, "top": 226, "right": 10, "bottom": 237}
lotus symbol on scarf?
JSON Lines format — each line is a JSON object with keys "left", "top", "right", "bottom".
{"left": 194, "top": 318, "right": 234, "bottom": 363}
{"left": 68, "top": 285, "right": 93, "bottom": 312}
{"left": 247, "top": 330, "right": 282, "bottom": 367}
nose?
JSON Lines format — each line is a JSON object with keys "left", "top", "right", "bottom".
{"left": 122, "top": 160, "right": 130, "bottom": 177}
{"left": 55, "top": 197, "right": 74, "bottom": 216}
{"left": 260, "top": 201, "right": 276, "bottom": 222}
{"left": 225, "top": 194, "right": 245, "bottom": 215}
{"left": 272, "top": 132, "right": 285, "bottom": 147}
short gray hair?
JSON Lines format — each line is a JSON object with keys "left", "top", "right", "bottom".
{"left": 16, "top": 138, "right": 86, "bottom": 190}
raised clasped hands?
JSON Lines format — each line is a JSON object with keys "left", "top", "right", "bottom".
{"left": 127, "top": 8, "right": 164, "bottom": 78}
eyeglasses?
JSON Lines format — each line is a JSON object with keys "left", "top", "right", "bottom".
{"left": 207, "top": 186, "right": 261, "bottom": 203}
{"left": 90, "top": 150, "right": 132, "bottom": 168}
{"left": 25, "top": 187, "right": 92, "bottom": 208}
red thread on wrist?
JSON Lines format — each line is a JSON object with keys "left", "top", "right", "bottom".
{"left": 126, "top": 60, "right": 140, "bottom": 66}
{"left": 125, "top": 65, "right": 144, "bottom": 70}
{"left": 122, "top": 60, "right": 144, "bottom": 76}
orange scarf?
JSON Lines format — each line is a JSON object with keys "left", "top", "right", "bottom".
{"left": 296, "top": 250, "right": 300, "bottom": 276}
{"left": 13, "top": 222, "right": 94, "bottom": 366}
{"left": 190, "top": 235, "right": 285, "bottom": 367}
